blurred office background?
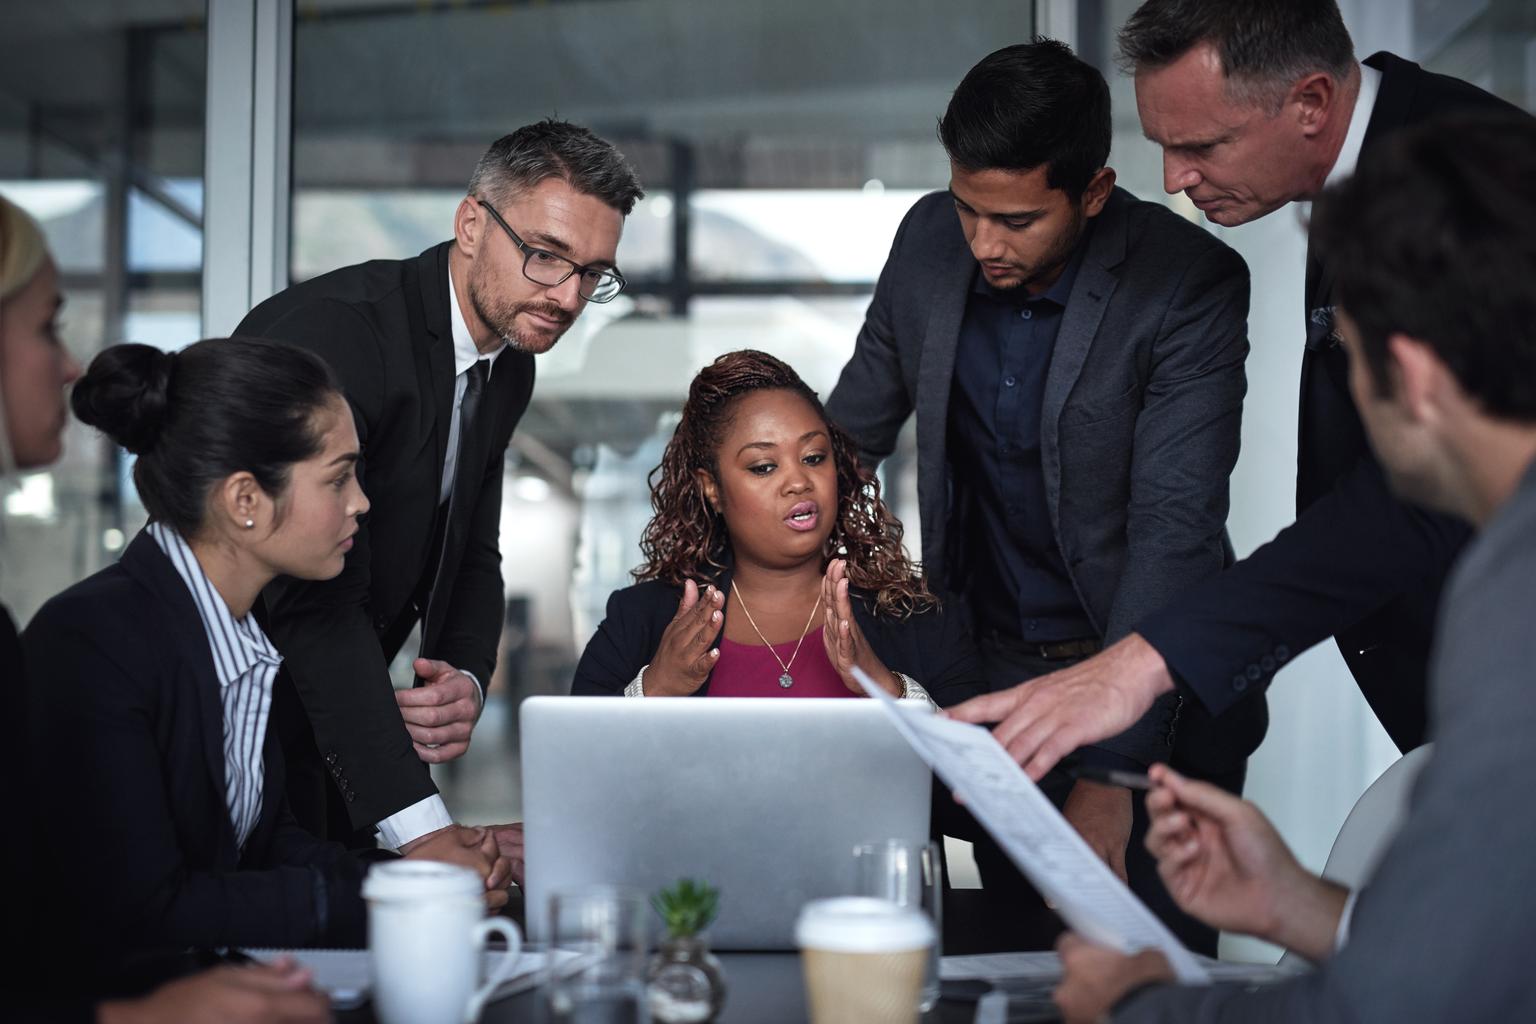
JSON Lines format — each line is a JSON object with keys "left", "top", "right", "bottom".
{"left": 3, "top": 0, "right": 1532, "bottom": 961}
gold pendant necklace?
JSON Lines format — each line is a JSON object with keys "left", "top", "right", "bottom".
{"left": 731, "top": 581, "right": 823, "bottom": 689}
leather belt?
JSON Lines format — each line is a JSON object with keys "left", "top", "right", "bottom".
{"left": 984, "top": 630, "right": 1102, "bottom": 661}
{"left": 1030, "top": 637, "right": 1101, "bottom": 660}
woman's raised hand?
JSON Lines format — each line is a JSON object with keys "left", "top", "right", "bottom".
{"left": 644, "top": 579, "right": 726, "bottom": 696}
{"left": 821, "top": 559, "right": 901, "bottom": 697}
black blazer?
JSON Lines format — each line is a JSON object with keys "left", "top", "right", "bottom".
{"left": 571, "top": 565, "right": 984, "bottom": 707}
{"left": 826, "top": 186, "right": 1251, "bottom": 767}
{"left": 237, "top": 241, "right": 533, "bottom": 834}
{"left": 22, "top": 532, "right": 370, "bottom": 983}
{"left": 1139, "top": 53, "right": 1528, "bottom": 755}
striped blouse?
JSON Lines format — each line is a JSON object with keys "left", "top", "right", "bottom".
{"left": 148, "top": 522, "right": 282, "bottom": 851}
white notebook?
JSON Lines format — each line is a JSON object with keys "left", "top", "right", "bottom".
{"left": 243, "top": 947, "right": 556, "bottom": 1010}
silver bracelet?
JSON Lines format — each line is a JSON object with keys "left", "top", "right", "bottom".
{"left": 623, "top": 665, "right": 647, "bottom": 698}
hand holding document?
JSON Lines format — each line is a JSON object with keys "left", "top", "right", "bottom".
{"left": 851, "top": 667, "right": 1209, "bottom": 984}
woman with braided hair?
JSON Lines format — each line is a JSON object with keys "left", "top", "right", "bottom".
{"left": 573, "top": 349, "right": 982, "bottom": 706}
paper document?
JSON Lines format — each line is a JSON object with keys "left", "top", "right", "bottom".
{"left": 244, "top": 947, "right": 562, "bottom": 1009}
{"left": 852, "top": 667, "right": 1209, "bottom": 983}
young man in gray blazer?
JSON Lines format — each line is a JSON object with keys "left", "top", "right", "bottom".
{"left": 825, "top": 40, "right": 1254, "bottom": 953}
{"left": 1052, "top": 115, "right": 1536, "bottom": 1024}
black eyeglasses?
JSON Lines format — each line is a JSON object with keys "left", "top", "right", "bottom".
{"left": 476, "top": 200, "right": 626, "bottom": 303}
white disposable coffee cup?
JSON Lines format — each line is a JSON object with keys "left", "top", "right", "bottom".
{"left": 796, "top": 897, "right": 936, "bottom": 1024}
{"left": 363, "top": 860, "right": 522, "bottom": 1024}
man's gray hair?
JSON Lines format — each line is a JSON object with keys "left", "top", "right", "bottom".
{"left": 1117, "top": 0, "right": 1356, "bottom": 111}
{"left": 468, "top": 119, "right": 644, "bottom": 216}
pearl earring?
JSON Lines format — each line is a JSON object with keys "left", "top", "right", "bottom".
{"left": 244, "top": 519, "right": 255, "bottom": 529}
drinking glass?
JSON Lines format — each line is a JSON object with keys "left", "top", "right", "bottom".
{"left": 853, "top": 839, "right": 943, "bottom": 1012}
{"left": 544, "top": 886, "right": 650, "bottom": 1024}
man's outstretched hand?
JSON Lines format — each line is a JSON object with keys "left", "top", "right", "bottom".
{"left": 943, "top": 633, "right": 1176, "bottom": 779}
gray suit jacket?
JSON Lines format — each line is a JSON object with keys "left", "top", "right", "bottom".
{"left": 826, "top": 187, "right": 1250, "bottom": 765}
{"left": 1119, "top": 460, "right": 1536, "bottom": 1022}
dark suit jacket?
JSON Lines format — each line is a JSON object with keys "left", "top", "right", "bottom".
{"left": 826, "top": 187, "right": 1257, "bottom": 768}
{"left": 22, "top": 532, "right": 370, "bottom": 984}
{"left": 5, "top": 603, "right": 52, "bottom": 1008}
{"left": 237, "top": 241, "right": 533, "bottom": 833}
{"left": 571, "top": 565, "right": 984, "bottom": 708}
{"left": 1138, "top": 53, "right": 1527, "bottom": 754}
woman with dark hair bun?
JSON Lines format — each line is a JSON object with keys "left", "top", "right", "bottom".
{"left": 573, "top": 349, "right": 982, "bottom": 705}
{"left": 24, "top": 336, "right": 510, "bottom": 982}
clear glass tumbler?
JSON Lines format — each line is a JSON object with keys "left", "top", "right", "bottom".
{"left": 544, "top": 886, "right": 651, "bottom": 1024}
{"left": 852, "top": 839, "right": 943, "bottom": 1013}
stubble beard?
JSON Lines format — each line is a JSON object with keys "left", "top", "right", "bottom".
{"left": 468, "top": 272, "right": 575, "bottom": 355}
{"left": 986, "top": 206, "right": 1087, "bottom": 293}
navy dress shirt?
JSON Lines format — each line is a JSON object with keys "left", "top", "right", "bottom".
{"left": 947, "top": 237, "right": 1096, "bottom": 644}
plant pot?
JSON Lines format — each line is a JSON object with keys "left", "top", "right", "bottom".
{"left": 646, "top": 934, "right": 727, "bottom": 1023}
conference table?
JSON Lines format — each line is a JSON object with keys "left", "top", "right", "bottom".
{"left": 469, "top": 952, "right": 1000, "bottom": 1023}
{"left": 336, "top": 891, "right": 1065, "bottom": 1023}
{"left": 335, "top": 950, "right": 1062, "bottom": 1023}
{"left": 330, "top": 947, "right": 1054, "bottom": 1023}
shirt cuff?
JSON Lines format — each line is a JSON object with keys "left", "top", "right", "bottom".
{"left": 623, "top": 666, "right": 647, "bottom": 698}
{"left": 462, "top": 670, "right": 486, "bottom": 713}
{"left": 1334, "top": 889, "right": 1359, "bottom": 952}
{"left": 894, "top": 672, "right": 936, "bottom": 709}
{"left": 375, "top": 794, "right": 454, "bottom": 851}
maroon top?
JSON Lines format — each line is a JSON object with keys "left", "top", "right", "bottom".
{"left": 708, "top": 626, "right": 856, "bottom": 699}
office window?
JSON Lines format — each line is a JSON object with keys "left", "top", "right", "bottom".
{"left": 0, "top": 1, "right": 206, "bottom": 621}
{"left": 289, "top": 0, "right": 1032, "bottom": 818}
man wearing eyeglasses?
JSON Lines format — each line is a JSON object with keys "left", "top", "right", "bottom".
{"left": 236, "top": 120, "right": 642, "bottom": 857}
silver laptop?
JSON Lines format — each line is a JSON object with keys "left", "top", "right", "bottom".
{"left": 520, "top": 696, "right": 932, "bottom": 950}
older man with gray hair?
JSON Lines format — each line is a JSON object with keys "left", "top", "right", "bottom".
{"left": 238, "top": 120, "right": 642, "bottom": 862}
{"left": 1051, "top": 111, "right": 1536, "bottom": 1024}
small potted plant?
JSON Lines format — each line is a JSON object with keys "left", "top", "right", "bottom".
{"left": 647, "top": 878, "right": 726, "bottom": 1023}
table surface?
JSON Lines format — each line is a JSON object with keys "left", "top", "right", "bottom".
{"left": 471, "top": 952, "right": 1020, "bottom": 1024}
{"left": 339, "top": 890, "right": 1064, "bottom": 1023}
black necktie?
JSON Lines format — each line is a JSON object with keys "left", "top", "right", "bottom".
{"left": 456, "top": 359, "right": 489, "bottom": 476}
{"left": 423, "top": 359, "right": 490, "bottom": 645}
{"left": 448, "top": 359, "right": 490, "bottom": 526}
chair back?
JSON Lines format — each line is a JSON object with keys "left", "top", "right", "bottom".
{"left": 1321, "top": 744, "right": 1434, "bottom": 889}
{"left": 1274, "top": 744, "right": 1433, "bottom": 969}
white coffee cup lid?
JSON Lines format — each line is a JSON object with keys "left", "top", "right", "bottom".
{"left": 795, "top": 897, "right": 935, "bottom": 953}
{"left": 362, "top": 860, "right": 482, "bottom": 902}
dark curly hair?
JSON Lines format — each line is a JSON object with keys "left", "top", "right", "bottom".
{"left": 634, "top": 350, "right": 935, "bottom": 618}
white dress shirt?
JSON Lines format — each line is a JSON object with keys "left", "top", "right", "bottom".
{"left": 1323, "top": 63, "right": 1382, "bottom": 190}
{"left": 149, "top": 522, "right": 281, "bottom": 852}
{"left": 1335, "top": 889, "right": 1359, "bottom": 952}
{"left": 440, "top": 266, "right": 505, "bottom": 503}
